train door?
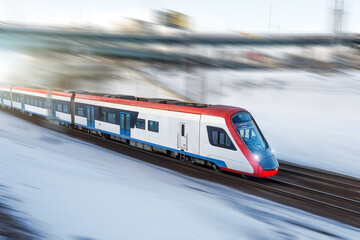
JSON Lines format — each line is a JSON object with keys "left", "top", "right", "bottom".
{"left": 51, "top": 100, "right": 56, "bottom": 117}
{"left": 20, "top": 95, "right": 25, "bottom": 109}
{"left": 120, "top": 112, "right": 130, "bottom": 136}
{"left": 178, "top": 123, "right": 188, "bottom": 150}
{"left": 87, "top": 106, "right": 95, "bottom": 128}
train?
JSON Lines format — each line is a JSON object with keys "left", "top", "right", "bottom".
{"left": 0, "top": 84, "right": 279, "bottom": 178}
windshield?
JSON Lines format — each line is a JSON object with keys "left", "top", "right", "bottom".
{"left": 232, "top": 112, "right": 268, "bottom": 152}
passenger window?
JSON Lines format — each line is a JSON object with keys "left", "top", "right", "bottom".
{"left": 39, "top": 100, "right": 43, "bottom": 108}
{"left": 225, "top": 135, "right": 231, "bottom": 147}
{"left": 63, "top": 105, "right": 69, "bottom": 113}
{"left": 30, "top": 99, "right": 34, "bottom": 105}
{"left": 100, "top": 112, "right": 107, "bottom": 122}
{"left": 219, "top": 132, "right": 225, "bottom": 145}
{"left": 57, "top": 104, "right": 62, "bottom": 112}
{"left": 136, "top": 118, "right": 145, "bottom": 130}
{"left": 26, "top": 98, "right": 29, "bottom": 104}
{"left": 212, "top": 131, "right": 218, "bottom": 144}
{"left": 34, "top": 99, "right": 38, "bottom": 106}
{"left": 78, "top": 107, "right": 84, "bottom": 116}
{"left": 108, "top": 113, "right": 116, "bottom": 124}
{"left": 148, "top": 120, "right": 159, "bottom": 132}
{"left": 207, "top": 126, "right": 236, "bottom": 151}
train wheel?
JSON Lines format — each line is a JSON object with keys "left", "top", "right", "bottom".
{"left": 212, "top": 163, "right": 221, "bottom": 172}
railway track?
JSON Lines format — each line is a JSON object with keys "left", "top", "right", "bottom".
{"left": 250, "top": 177, "right": 360, "bottom": 217}
{"left": 2, "top": 107, "right": 360, "bottom": 228}
{"left": 278, "top": 161, "right": 360, "bottom": 190}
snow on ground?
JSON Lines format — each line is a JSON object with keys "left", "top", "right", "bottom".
{"left": 1, "top": 111, "right": 359, "bottom": 240}
{"left": 143, "top": 68, "right": 360, "bottom": 179}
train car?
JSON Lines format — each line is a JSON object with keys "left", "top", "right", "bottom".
{"left": 50, "top": 91, "right": 73, "bottom": 126}
{"left": 1, "top": 84, "right": 278, "bottom": 178}
{"left": 0, "top": 85, "right": 12, "bottom": 108}
{"left": 73, "top": 93, "right": 279, "bottom": 177}
{"left": 11, "top": 87, "right": 49, "bottom": 117}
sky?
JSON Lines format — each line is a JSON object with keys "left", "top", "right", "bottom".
{"left": 0, "top": 0, "right": 359, "bottom": 33}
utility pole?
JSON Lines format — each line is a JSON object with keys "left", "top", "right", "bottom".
{"left": 332, "top": 0, "right": 344, "bottom": 41}
{"left": 268, "top": 0, "right": 272, "bottom": 34}
{"left": 332, "top": 0, "right": 344, "bottom": 64}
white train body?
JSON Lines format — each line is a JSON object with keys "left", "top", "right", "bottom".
{"left": 0, "top": 85, "right": 279, "bottom": 178}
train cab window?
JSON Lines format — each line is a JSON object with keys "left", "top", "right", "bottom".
{"left": 148, "top": 120, "right": 159, "bottom": 133}
{"left": 207, "top": 126, "right": 236, "bottom": 151}
{"left": 232, "top": 112, "right": 268, "bottom": 152}
{"left": 63, "top": 105, "right": 69, "bottom": 113}
{"left": 136, "top": 118, "right": 145, "bottom": 130}
{"left": 108, "top": 113, "right": 116, "bottom": 124}
{"left": 78, "top": 107, "right": 84, "bottom": 117}
{"left": 100, "top": 112, "right": 107, "bottom": 122}
{"left": 57, "top": 104, "right": 62, "bottom": 112}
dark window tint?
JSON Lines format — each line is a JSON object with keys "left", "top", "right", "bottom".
{"left": 108, "top": 113, "right": 116, "bottom": 124}
{"left": 78, "top": 107, "right": 84, "bottom": 116}
{"left": 136, "top": 118, "right": 145, "bottom": 130}
{"left": 207, "top": 126, "right": 236, "bottom": 151}
{"left": 219, "top": 132, "right": 225, "bottom": 145}
{"left": 212, "top": 131, "right": 218, "bottom": 144}
{"left": 148, "top": 120, "right": 159, "bottom": 133}
{"left": 181, "top": 124, "right": 185, "bottom": 136}
{"left": 100, "top": 112, "right": 107, "bottom": 122}
{"left": 225, "top": 135, "right": 231, "bottom": 147}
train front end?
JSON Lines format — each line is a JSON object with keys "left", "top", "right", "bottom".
{"left": 231, "top": 112, "right": 279, "bottom": 177}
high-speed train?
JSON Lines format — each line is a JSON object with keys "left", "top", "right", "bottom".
{"left": 0, "top": 85, "right": 279, "bottom": 178}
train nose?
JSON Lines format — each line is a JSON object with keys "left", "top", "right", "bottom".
{"left": 259, "top": 155, "right": 279, "bottom": 171}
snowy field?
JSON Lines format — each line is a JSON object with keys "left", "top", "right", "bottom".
{"left": 143, "top": 68, "right": 360, "bottom": 179}
{"left": 1, "top": 111, "right": 359, "bottom": 239}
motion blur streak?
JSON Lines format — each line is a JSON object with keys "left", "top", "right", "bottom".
{"left": 0, "top": 0, "right": 359, "bottom": 239}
